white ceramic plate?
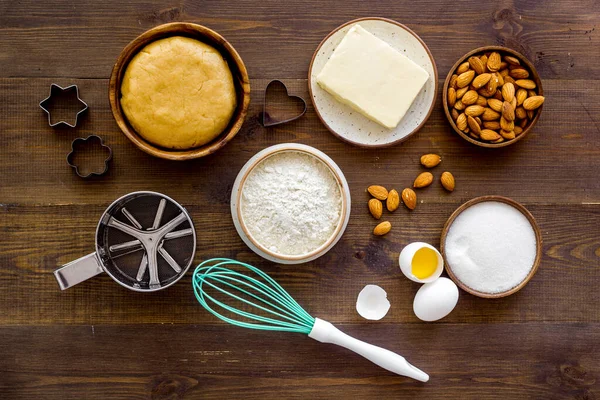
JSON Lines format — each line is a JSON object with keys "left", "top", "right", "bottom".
{"left": 309, "top": 18, "right": 438, "bottom": 147}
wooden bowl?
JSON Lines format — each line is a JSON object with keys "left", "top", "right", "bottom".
{"left": 109, "top": 22, "right": 251, "bottom": 160}
{"left": 230, "top": 144, "right": 351, "bottom": 264}
{"left": 442, "top": 46, "right": 543, "bottom": 148}
{"left": 440, "top": 196, "right": 542, "bottom": 298}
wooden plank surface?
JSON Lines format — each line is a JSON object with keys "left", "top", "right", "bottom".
{"left": 1, "top": 0, "right": 599, "bottom": 398}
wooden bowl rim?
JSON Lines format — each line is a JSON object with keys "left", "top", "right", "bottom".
{"left": 235, "top": 144, "right": 349, "bottom": 261}
{"left": 108, "top": 22, "right": 251, "bottom": 160}
{"left": 439, "top": 195, "right": 543, "bottom": 298}
{"left": 308, "top": 17, "right": 439, "bottom": 148}
{"left": 442, "top": 46, "right": 543, "bottom": 148}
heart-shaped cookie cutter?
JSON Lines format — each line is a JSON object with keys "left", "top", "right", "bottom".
{"left": 261, "top": 80, "right": 307, "bottom": 127}
{"left": 66, "top": 135, "right": 113, "bottom": 178}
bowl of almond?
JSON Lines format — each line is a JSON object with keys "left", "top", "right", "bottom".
{"left": 443, "top": 46, "right": 544, "bottom": 147}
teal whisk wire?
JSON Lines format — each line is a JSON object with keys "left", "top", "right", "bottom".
{"left": 192, "top": 258, "right": 316, "bottom": 334}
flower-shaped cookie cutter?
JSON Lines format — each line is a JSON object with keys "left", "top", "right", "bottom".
{"left": 39, "top": 84, "right": 88, "bottom": 128}
{"left": 66, "top": 135, "right": 113, "bottom": 178}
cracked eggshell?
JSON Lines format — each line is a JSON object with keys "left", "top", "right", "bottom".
{"left": 413, "top": 278, "right": 459, "bottom": 322}
{"left": 399, "top": 242, "right": 444, "bottom": 283}
{"left": 356, "top": 284, "right": 391, "bottom": 320}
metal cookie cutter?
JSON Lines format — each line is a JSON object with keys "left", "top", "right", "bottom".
{"left": 261, "top": 80, "right": 307, "bottom": 127}
{"left": 54, "top": 191, "right": 196, "bottom": 292}
{"left": 66, "top": 135, "right": 113, "bottom": 178}
{"left": 39, "top": 84, "right": 88, "bottom": 127}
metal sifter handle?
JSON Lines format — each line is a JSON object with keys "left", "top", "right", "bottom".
{"left": 54, "top": 252, "right": 104, "bottom": 290}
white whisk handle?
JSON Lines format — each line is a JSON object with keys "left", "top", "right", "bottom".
{"left": 308, "top": 318, "right": 429, "bottom": 382}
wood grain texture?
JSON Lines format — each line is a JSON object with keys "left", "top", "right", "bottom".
{"left": 0, "top": 324, "right": 598, "bottom": 399}
{"left": 1, "top": 0, "right": 599, "bottom": 398}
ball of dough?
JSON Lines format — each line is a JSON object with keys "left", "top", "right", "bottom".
{"left": 120, "top": 36, "right": 237, "bottom": 150}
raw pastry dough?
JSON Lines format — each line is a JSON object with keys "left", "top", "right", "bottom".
{"left": 121, "top": 36, "right": 237, "bottom": 149}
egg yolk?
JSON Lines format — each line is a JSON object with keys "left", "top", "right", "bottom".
{"left": 411, "top": 247, "right": 438, "bottom": 279}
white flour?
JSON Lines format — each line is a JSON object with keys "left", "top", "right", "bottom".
{"left": 444, "top": 201, "right": 537, "bottom": 294}
{"left": 241, "top": 151, "right": 342, "bottom": 256}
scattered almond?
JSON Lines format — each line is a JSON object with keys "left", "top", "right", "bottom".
{"left": 373, "top": 221, "right": 392, "bottom": 236}
{"left": 440, "top": 172, "right": 455, "bottom": 192}
{"left": 401, "top": 188, "right": 417, "bottom": 210}
{"left": 368, "top": 198, "right": 383, "bottom": 219}
{"left": 386, "top": 190, "right": 400, "bottom": 212}
{"left": 420, "top": 154, "right": 442, "bottom": 168}
{"left": 368, "top": 185, "right": 388, "bottom": 200}
{"left": 413, "top": 172, "right": 433, "bottom": 188}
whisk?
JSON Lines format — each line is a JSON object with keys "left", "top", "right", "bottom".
{"left": 192, "top": 258, "right": 429, "bottom": 382}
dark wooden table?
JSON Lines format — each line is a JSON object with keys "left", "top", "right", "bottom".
{"left": 1, "top": 1, "right": 599, "bottom": 399}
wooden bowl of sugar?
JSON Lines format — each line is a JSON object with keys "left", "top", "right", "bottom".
{"left": 440, "top": 196, "right": 542, "bottom": 298}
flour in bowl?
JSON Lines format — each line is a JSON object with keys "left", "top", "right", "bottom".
{"left": 240, "top": 151, "right": 342, "bottom": 256}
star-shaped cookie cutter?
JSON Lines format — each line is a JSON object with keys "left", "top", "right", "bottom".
{"left": 39, "top": 84, "right": 88, "bottom": 128}
{"left": 66, "top": 135, "right": 113, "bottom": 178}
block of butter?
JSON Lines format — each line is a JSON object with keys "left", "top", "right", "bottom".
{"left": 316, "top": 24, "right": 429, "bottom": 129}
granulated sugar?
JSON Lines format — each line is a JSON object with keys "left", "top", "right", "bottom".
{"left": 444, "top": 201, "right": 537, "bottom": 294}
{"left": 241, "top": 151, "right": 342, "bottom": 256}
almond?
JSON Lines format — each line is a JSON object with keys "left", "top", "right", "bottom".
{"left": 493, "top": 89, "right": 504, "bottom": 100}
{"left": 480, "top": 54, "right": 489, "bottom": 72}
{"left": 520, "top": 118, "right": 528, "bottom": 128}
{"left": 450, "top": 74, "right": 458, "bottom": 89}
{"left": 454, "top": 99, "right": 466, "bottom": 111}
{"left": 510, "top": 68, "right": 530, "bottom": 79}
{"left": 461, "top": 90, "right": 479, "bottom": 105}
{"left": 499, "top": 68, "right": 510, "bottom": 77}
{"left": 483, "top": 120, "right": 501, "bottom": 130}
{"left": 482, "top": 107, "right": 501, "bottom": 121}
{"left": 515, "top": 106, "right": 527, "bottom": 120}
{"left": 504, "top": 75, "right": 516, "bottom": 85}
{"left": 500, "top": 130, "right": 516, "bottom": 140}
{"left": 413, "top": 172, "right": 433, "bottom": 188}
{"left": 368, "top": 198, "right": 383, "bottom": 219}
{"left": 373, "top": 221, "right": 392, "bottom": 236}
{"left": 401, "top": 188, "right": 417, "bottom": 210}
{"left": 527, "top": 109, "right": 535, "bottom": 120}
{"left": 492, "top": 137, "right": 505, "bottom": 144}
{"left": 420, "top": 154, "right": 442, "bottom": 168}
{"left": 523, "top": 95, "right": 545, "bottom": 110}
{"left": 456, "top": 70, "right": 475, "bottom": 88}
{"left": 528, "top": 90, "right": 537, "bottom": 98}
{"left": 467, "top": 115, "right": 482, "bottom": 135}
{"left": 499, "top": 61, "right": 508, "bottom": 71}
{"left": 456, "top": 61, "right": 470, "bottom": 74}
{"left": 502, "top": 101, "right": 515, "bottom": 121}
{"left": 480, "top": 129, "right": 501, "bottom": 141}
{"left": 516, "top": 88, "right": 528, "bottom": 106}
{"left": 472, "top": 73, "right": 492, "bottom": 89}
{"left": 368, "top": 185, "right": 388, "bottom": 200}
{"left": 487, "top": 52, "right": 502, "bottom": 71}
{"left": 440, "top": 171, "right": 455, "bottom": 192}
{"left": 478, "top": 85, "right": 496, "bottom": 98}
{"left": 468, "top": 56, "right": 486, "bottom": 75}
{"left": 510, "top": 96, "right": 517, "bottom": 109}
{"left": 456, "top": 86, "right": 469, "bottom": 99}
{"left": 487, "top": 98, "right": 503, "bottom": 112}
{"left": 504, "top": 55, "right": 521, "bottom": 65}
{"left": 456, "top": 113, "right": 467, "bottom": 131}
{"left": 515, "top": 79, "right": 536, "bottom": 89}
{"left": 476, "top": 95, "right": 488, "bottom": 107}
{"left": 495, "top": 72, "right": 505, "bottom": 87}
{"left": 486, "top": 74, "right": 499, "bottom": 93}
{"left": 447, "top": 87, "right": 457, "bottom": 108}
{"left": 514, "top": 126, "right": 524, "bottom": 136}
{"left": 386, "top": 189, "right": 400, "bottom": 212}
{"left": 500, "top": 116, "right": 515, "bottom": 132}
{"left": 501, "top": 82, "right": 515, "bottom": 102}
{"left": 451, "top": 108, "right": 459, "bottom": 121}
{"left": 465, "top": 105, "right": 485, "bottom": 117}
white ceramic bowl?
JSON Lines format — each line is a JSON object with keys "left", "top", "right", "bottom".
{"left": 231, "top": 143, "right": 351, "bottom": 264}
{"left": 399, "top": 242, "right": 444, "bottom": 283}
